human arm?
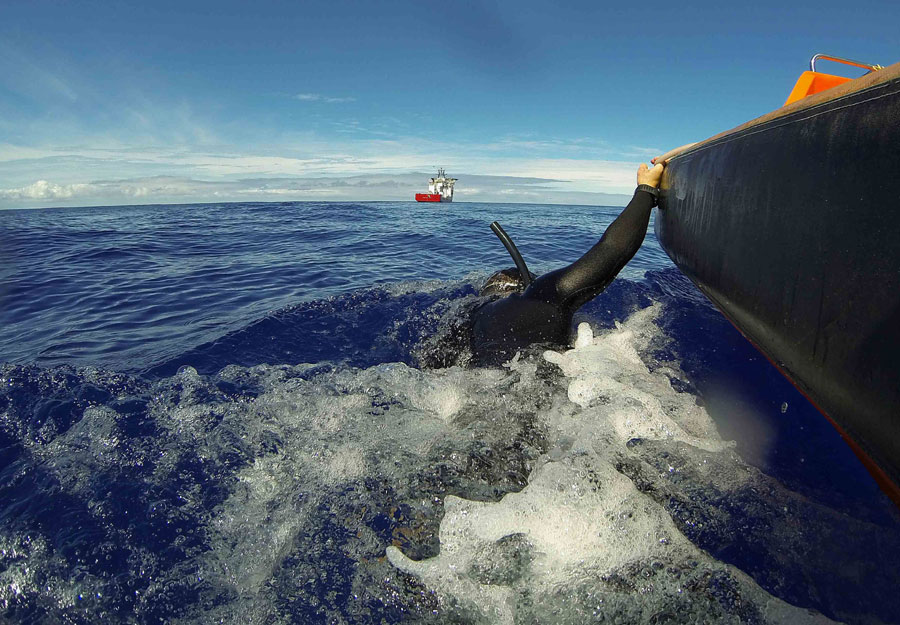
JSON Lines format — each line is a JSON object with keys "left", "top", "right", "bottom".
{"left": 523, "top": 163, "right": 664, "bottom": 312}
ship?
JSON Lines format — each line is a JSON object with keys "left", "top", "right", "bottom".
{"left": 654, "top": 55, "right": 900, "bottom": 507}
{"left": 415, "top": 168, "right": 457, "bottom": 202}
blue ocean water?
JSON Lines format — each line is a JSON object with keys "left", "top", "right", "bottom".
{"left": 1, "top": 201, "right": 898, "bottom": 624}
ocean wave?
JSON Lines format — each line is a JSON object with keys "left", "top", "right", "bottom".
{"left": 2, "top": 306, "right": 898, "bottom": 624}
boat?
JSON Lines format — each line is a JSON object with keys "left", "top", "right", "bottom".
{"left": 415, "top": 168, "right": 457, "bottom": 202}
{"left": 654, "top": 55, "right": 900, "bottom": 507}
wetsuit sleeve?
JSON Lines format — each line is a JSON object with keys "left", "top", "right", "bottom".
{"left": 523, "top": 189, "right": 656, "bottom": 312}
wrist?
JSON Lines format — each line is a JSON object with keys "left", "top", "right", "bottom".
{"left": 636, "top": 184, "right": 659, "bottom": 205}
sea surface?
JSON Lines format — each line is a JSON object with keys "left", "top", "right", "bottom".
{"left": 1, "top": 200, "right": 898, "bottom": 625}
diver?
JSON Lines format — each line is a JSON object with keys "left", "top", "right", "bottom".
{"left": 470, "top": 160, "right": 665, "bottom": 364}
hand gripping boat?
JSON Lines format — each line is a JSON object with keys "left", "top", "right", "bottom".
{"left": 654, "top": 55, "right": 900, "bottom": 506}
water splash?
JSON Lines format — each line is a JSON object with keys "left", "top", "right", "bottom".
{"left": 386, "top": 307, "right": 836, "bottom": 623}
{"left": 1, "top": 304, "right": 898, "bottom": 623}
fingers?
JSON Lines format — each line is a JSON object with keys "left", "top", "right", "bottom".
{"left": 637, "top": 161, "right": 666, "bottom": 187}
{"left": 636, "top": 162, "right": 648, "bottom": 185}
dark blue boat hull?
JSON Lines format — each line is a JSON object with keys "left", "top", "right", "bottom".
{"left": 655, "top": 71, "right": 900, "bottom": 504}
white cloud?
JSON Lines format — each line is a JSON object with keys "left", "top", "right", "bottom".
{"left": 0, "top": 140, "right": 641, "bottom": 185}
{"left": 0, "top": 144, "right": 61, "bottom": 162}
{"left": 294, "top": 93, "right": 356, "bottom": 103}
{"left": 0, "top": 128, "right": 654, "bottom": 208}
{"left": 0, "top": 172, "right": 631, "bottom": 209}
{"left": 0, "top": 180, "right": 94, "bottom": 200}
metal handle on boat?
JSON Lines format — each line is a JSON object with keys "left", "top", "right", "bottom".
{"left": 810, "top": 54, "right": 883, "bottom": 73}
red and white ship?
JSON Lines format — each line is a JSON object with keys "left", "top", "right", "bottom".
{"left": 415, "top": 168, "right": 457, "bottom": 202}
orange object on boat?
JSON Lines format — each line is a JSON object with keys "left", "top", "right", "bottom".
{"left": 784, "top": 54, "right": 883, "bottom": 105}
{"left": 784, "top": 71, "right": 852, "bottom": 105}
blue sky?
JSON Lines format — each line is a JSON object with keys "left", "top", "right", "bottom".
{"left": 1, "top": 0, "right": 897, "bottom": 208}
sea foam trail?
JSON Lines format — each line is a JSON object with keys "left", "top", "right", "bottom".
{"left": 387, "top": 307, "right": 833, "bottom": 624}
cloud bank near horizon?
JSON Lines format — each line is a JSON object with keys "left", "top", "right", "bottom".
{"left": 0, "top": 172, "right": 631, "bottom": 209}
{"left": 0, "top": 142, "right": 641, "bottom": 208}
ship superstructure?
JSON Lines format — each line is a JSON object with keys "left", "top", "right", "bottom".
{"left": 415, "top": 168, "right": 457, "bottom": 202}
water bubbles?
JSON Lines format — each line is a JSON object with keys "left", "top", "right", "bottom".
{"left": 1, "top": 304, "right": 896, "bottom": 624}
{"left": 177, "top": 365, "right": 199, "bottom": 378}
{"left": 384, "top": 311, "right": 854, "bottom": 623}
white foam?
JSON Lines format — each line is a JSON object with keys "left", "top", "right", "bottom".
{"left": 387, "top": 455, "right": 832, "bottom": 624}
{"left": 543, "top": 308, "right": 730, "bottom": 453}
{"left": 0, "top": 532, "right": 104, "bottom": 614}
{"left": 6, "top": 305, "right": 845, "bottom": 623}
{"left": 160, "top": 360, "right": 526, "bottom": 622}
{"left": 386, "top": 307, "right": 834, "bottom": 624}
{"left": 29, "top": 405, "right": 122, "bottom": 494}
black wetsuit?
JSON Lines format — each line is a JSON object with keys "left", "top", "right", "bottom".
{"left": 471, "top": 188, "right": 656, "bottom": 364}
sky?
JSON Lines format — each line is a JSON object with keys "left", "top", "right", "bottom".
{"left": 1, "top": 0, "right": 898, "bottom": 208}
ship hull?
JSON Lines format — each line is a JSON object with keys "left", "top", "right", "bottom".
{"left": 655, "top": 64, "right": 900, "bottom": 505}
{"left": 415, "top": 193, "right": 448, "bottom": 202}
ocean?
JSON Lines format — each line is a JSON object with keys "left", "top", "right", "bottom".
{"left": 1, "top": 200, "right": 897, "bottom": 624}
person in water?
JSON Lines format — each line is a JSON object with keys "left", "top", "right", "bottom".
{"left": 470, "top": 160, "right": 666, "bottom": 364}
